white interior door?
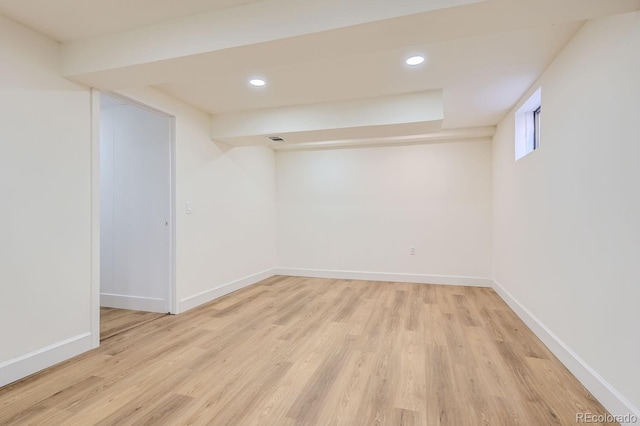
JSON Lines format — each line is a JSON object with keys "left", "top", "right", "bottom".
{"left": 100, "top": 96, "right": 171, "bottom": 313}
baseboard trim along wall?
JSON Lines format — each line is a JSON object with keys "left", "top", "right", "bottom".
{"left": 492, "top": 280, "right": 640, "bottom": 424}
{"left": 177, "top": 268, "right": 491, "bottom": 313}
{"left": 0, "top": 332, "right": 93, "bottom": 387}
{"left": 276, "top": 268, "right": 492, "bottom": 287}
{"left": 100, "top": 293, "right": 167, "bottom": 313}
{"left": 178, "top": 268, "right": 277, "bottom": 313}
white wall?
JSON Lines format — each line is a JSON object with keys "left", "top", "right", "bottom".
{"left": 276, "top": 141, "right": 492, "bottom": 284}
{"left": 0, "top": 15, "right": 93, "bottom": 385}
{"left": 492, "top": 11, "right": 640, "bottom": 416}
{"left": 0, "top": 14, "right": 277, "bottom": 384}
{"left": 109, "top": 87, "right": 277, "bottom": 313}
{"left": 100, "top": 102, "right": 172, "bottom": 312}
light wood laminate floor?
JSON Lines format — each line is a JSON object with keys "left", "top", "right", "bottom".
{"left": 0, "top": 276, "right": 610, "bottom": 425}
{"left": 100, "top": 307, "right": 166, "bottom": 340}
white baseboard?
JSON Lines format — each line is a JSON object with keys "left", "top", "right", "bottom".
{"left": 0, "top": 332, "right": 93, "bottom": 387}
{"left": 100, "top": 293, "right": 167, "bottom": 313}
{"left": 276, "top": 268, "right": 492, "bottom": 287}
{"left": 492, "top": 280, "right": 640, "bottom": 425}
{"left": 178, "top": 268, "right": 276, "bottom": 313}
{"left": 177, "top": 267, "right": 489, "bottom": 313}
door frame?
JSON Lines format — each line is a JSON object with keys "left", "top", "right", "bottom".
{"left": 90, "top": 89, "right": 177, "bottom": 348}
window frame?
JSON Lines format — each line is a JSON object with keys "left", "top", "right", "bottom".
{"left": 514, "top": 87, "right": 542, "bottom": 161}
{"left": 532, "top": 105, "right": 541, "bottom": 150}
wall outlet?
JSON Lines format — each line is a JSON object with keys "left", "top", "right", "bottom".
{"left": 410, "top": 247, "right": 415, "bottom": 255}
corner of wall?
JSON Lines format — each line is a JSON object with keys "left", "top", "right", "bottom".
{"left": 178, "top": 268, "right": 277, "bottom": 313}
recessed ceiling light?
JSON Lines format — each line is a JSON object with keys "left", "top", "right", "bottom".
{"left": 249, "top": 78, "right": 266, "bottom": 87}
{"left": 406, "top": 56, "right": 425, "bottom": 66}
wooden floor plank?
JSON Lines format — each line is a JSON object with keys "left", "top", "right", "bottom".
{"left": 100, "top": 307, "right": 166, "bottom": 340}
{"left": 0, "top": 276, "right": 613, "bottom": 425}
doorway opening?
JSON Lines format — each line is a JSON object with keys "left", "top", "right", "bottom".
{"left": 98, "top": 93, "right": 175, "bottom": 341}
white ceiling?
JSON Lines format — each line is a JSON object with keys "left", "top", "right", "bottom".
{"left": 0, "top": 0, "right": 263, "bottom": 40}
{"left": 157, "top": 23, "right": 581, "bottom": 129}
{"left": 1, "top": 0, "right": 639, "bottom": 147}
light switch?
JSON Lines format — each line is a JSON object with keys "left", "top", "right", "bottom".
{"left": 186, "top": 201, "right": 193, "bottom": 214}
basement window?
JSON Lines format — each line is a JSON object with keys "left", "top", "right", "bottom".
{"left": 515, "top": 87, "right": 541, "bottom": 160}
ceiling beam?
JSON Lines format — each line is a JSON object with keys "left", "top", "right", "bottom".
{"left": 61, "top": 0, "right": 482, "bottom": 81}
{"left": 210, "top": 91, "right": 444, "bottom": 146}
{"left": 60, "top": 0, "right": 640, "bottom": 91}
